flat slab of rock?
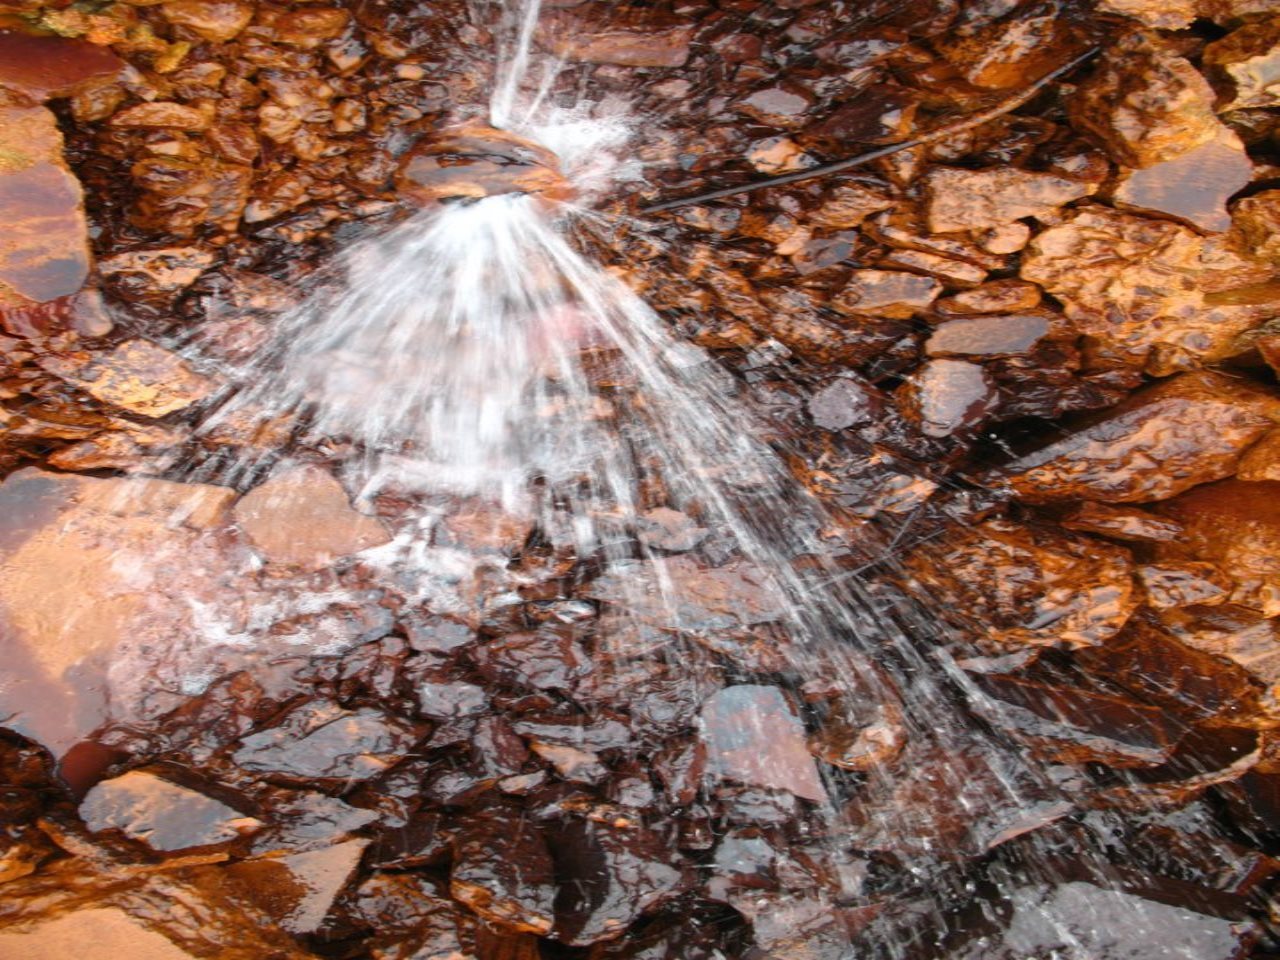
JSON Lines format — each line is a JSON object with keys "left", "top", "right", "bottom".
{"left": 0, "top": 29, "right": 124, "bottom": 101}
{"left": 925, "top": 314, "right": 1051, "bottom": 357}
{"left": 232, "top": 702, "right": 418, "bottom": 781}
{"left": 924, "top": 166, "right": 1095, "bottom": 233}
{"left": 1113, "top": 130, "right": 1253, "bottom": 234}
{"left": 0, "top": 908, "right": 198, "bottom": 960}
{"left": 225, "top": 839, "right": 369, "bottom": 935}
{"left": 233, "top": 464, "right": 390, "bottom": 567}
{"left": 896, "top": 359, "right": 998, "bottom": 437}
{"left": 0, "top": 91, "right": 89, "bottom": 303}
{"left": 830, "top": 269, "right": 943, "bottom": 319}
{"left": 81, "top": 770, "right": 260, "bottom": 852}
{"left": 40, "top": 339, "right": 215, "bottom": 417}
{"left": 700, "top": 685, "right": 826, "bottom": 803}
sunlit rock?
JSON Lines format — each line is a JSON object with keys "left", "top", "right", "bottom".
{"left": 233, "top": 464, "right": 390, "bottom": 568}
{"left": 224, "top": 839, "right": 369, "bottom": 934}
{"left": 80, "top": 770, "right": 260, "bottom": 852}
{"left": 924, "top": 166, "right": 1094, "bottom": 233}
{"left": 993, "top": 371, "right": 1280, "bottom": 503}
{"left": 1232, "top": 189, "right": 1280, "bottom": 265}
{"left": 903, "top": 517, "right": 1137, "bottom": 648}
{"left": 1204, "top": 19, "right": 1280, "bottom": 111}
{"left": 700, "top": 685, "right": 826, "bottom": 803}
{"left": 39, "top": 339, "right": 216, "bottom": 417}
{"left": 0, "top": 91, "right": 90, "bottom": 303}
{"left": 0, "top": 29, "right": 123, "bottom": 101}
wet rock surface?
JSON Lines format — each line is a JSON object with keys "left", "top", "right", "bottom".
{"left": 2, "top": 0, "right": 1280, "bottom": 958}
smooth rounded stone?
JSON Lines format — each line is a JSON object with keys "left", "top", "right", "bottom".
{"left": 0, "top": 29, "right": 124, "bottom": 101}
{"left": 549, "top": 821, "right": 684, "bottom": 946}
{"left": 38, "top": 339, "right": 215, "bottom": 417}
{"left": 233, "top": 464, "right": 390, "bottom": 567}
{"left": 924, "top": 166, "right": 1095, "bottom": 233}
{"left": 700, "top": 685, "right": 826, "bottom": 803}
{"left": 1112, "top": 131, "right": 1253, "bottom": 234}
{"left": 80, "top": 770, "right": 260, "bottom": 852}
{"left": 734, "top": 83, "right": 816, "bottom": 130}
{"left": 1204, "top": 19, "right": 1280, "bottom": 111}
{"left": 396, "top": 123, "right": 574, "bottom": 206}
{"left": 225, "top": 839, "right": 369, "bottom": 935}
{"left": 1069, "top": 33, "right": 1225, "bottom": 168}
{"left": 807, "top": 377, "right": 876, "bottom": 430}
{"left": 450, "top": 806, "right": 556, "bottom": 936}
{"left": 537, "top": 8, "right": 693, "bottom": 67}
{"left": 232, "top": 702, "right": 419, "bottom": 781}
{"left": 935, "top": 280, "right": 1041, "bottom": 316}
{"left": 0, "top": 908, "right": 199, "bottom": 960}
{"left": 0, "top": 92, "right": 89, "bottom": 304}
{"left": 903, "top": 517, "right": 1137, "bottom": 648}
{"left": 988, "top": 882, "right": 1251, "bottom": 960}
{"left": 0, "top": 469, "right": 235, "bottom": 755}
{"left": 896, "top": 359, "right": 998, "bottom": 438}
{"left": 160, "top": 0, "right": 255, "bottom": 42}
{"left": 1156, "top": 479, "right": 1280, "bottom": 617}
{"left": 829, "top": 269, "right": 942, "bottom": 319}
{"left": 993, "top": 371, "right": 1280, "bottom": 504}
{"left": 925, "top": 314, "right": 1050, "bottom": 358}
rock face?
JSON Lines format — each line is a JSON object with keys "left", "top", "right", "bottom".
{"left": 233, "top": 464, "right": 390, "bottom": 567}
{"left": 0, "top": 91, "right": 90, "bottom": 303}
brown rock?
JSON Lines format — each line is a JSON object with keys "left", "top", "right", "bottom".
{"left": 539, "top": 9, "right": 693, "bottom": 67}
{"left": 110, "top": 101, "right": 212, "bottom": 130}
{"left": 878, "top": 248, "right": 988, "bottom": 287}
{"left": 700, "top": 685, "right": 827, "bottom": 803}
{"left": 924, "top": 167, "right": 1095, "bottom": 233}
{"left": 1157, "top": 479, "right": 1280, "bottom": 616}
{"left": 0, "top": 91, "right": 89, "bottom": 303}
{"left": 1112, "top": 130, "right": 1253, "bottom": 233}
{"left": 1138, "top": 561, "right": 1233, "bottom": 609}
{"left": 98, "top": 246, "right": 216, "bottom": 301}
{"left": 233, "top": 702, "right": 417, "bottom": 781}
{"left": 1070, "top": 33, "right": 1224, "bottom": 168}
{"left": 925, "top": 314, "right": 1051, "bottom": 357}
{"left": 932, "top": 6, "right": 1071, "bottom": 89}
{"left": 1204, "top": 19, "right": 1280, "bottom": 111}
{"left": 636, "top": 507, "right": 708, "bottom": 552}
{"left": 935, "top": 280, "right": 1041, "bottom": 315}
{"left": 1157, "top": 605, "right": 1280, "bottom": 712}
{"left": 1060, "top": 501, "right": 1185, "bottom": 542}
{"left": 1238, "top": 428, "right": 1280, "bottom": 480}
{"left": 1232, "top": 190, "right": 1280, "bottom": 265}
{"left": 994, "top": 371, "right": 1280, "bottom": 503}
{"left": 397, "top": 124, "right": 574, "bottom": 206}
{"left": 81, "top": 770, "right": 260, "bottom": 852}
{"left": 39, "top": 339, "right": 215, "bottom": 417}
{"left": 0, "top": 29, "right": 124, "bottom": 101}
{"left": 807, "top": 182, "right": 894, "bottom": 230}
{"left": 734, "top": 83, "right": 815, "bottom": 130}
{"left": 807, "top": 377, "right": 876, "bottom": 430}
{"left": 801, "top": 85, "right": 918, "bottom": 151}
{"left": 1097, "top": 0, "right": 1196, "bottom": 29}
{"left": 225, "top": 840, "right": 369, "bottom": 934}
{"left": 830, "top": 269, "right": 942, "bottom": 318}
{"left": 903, "top": 518, "right": 1137, "bottom": 648}
{"left": 267, "top": 7, "right": 352, "bottom": 46}
{"left": 233, "top": 464, "right": 390, "bottom": 567}
{"left": 976, "top": 221, "right": 1033, "bottom": 254}
{"left": 0, "top": 908, "right": 200, "bottom": 960}
{"left": 160, "top": 0, "right": 253, "bottom": 41}
{"left": 896, "top": 358, "right": 998, "bottom": 437}
{"left": 451, "top": 807, "right": 556, "bottom": 935}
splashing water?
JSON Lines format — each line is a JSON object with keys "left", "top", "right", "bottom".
{"left": 52, "top": 1, "right": 1253, "bottom": 955}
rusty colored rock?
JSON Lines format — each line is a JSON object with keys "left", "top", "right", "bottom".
{"left": 0, "top": 29, "right": 124, "bottom": 101}
{"left": 935, "top": 280, "right": 1042, "bottom": 315}
{"left": 1137, "top": 562, "right": 1233, "bottom": 609}
{"left": 924, "top": 167, "right": 1095, "bottom": 233}
{"left": 0, "top": 908, "right": 201, "bottom": 960}
{"left": 734, "top": 83, "right": 816, "bottom": 130}
{"left": 830, "top": 269, "right": 942, "bottom": 319}
{"left": 160, "top": 0, "right": 253, "bottom": 42}
{"left": 0, "top": 91, "right": 89, "bottom": 303}
{"left": 396, "top": 124, "right": 574, "bottom": 206}
{"left": 807, "top": 182, "right": 894, "bottom": 230}
{"left": 636, "top": 507, "right": 708, "bottom": 552}
{"left": 1112, "top": 130, "right": 1253, "bottom": 234}
{"left": 994, "top": 371, "right": 1280, "bottom": 503}
{"left": 1070, "top": 34, "right": 1224, "bottom": 169}
{"left": 878, "top": 248, "right": 987, "bottom": 287}
{"left": 1157, "top": 479, "right": 1280, "bottom": 616}
{"left": 1238, "top": 429, "right": 1280, "bottom": 480}
{"left": 807, "top": 377, "right": 876, "bottom": 430}
{"left": 1098, "top": 0, "right": 1196, "bottom": 28}
{"left": 233, "top": 702, "right": 417, "bottom": 781}
{"left": 98, "top": 246, "right": 216, "bottom": 299}
{"left": 932, "top": 6, "right": 1072, "bottom": 89}
{"left": 1232, "top": 190, "right": 1280, "bottom": 265}
{"left": 903, "top": 518, "right": 1137, "bottom": 648}
{"left": 539, "top": 8, "right": 693, "bottom": 67}
{"left": 451, "top": 807, "right": 556, "bottom": 936}
{"left": 896, "top": 358, "right": 998, "bottom": 437}
{"left": 226, "top": 840, "right": 369, "bottom": 934}
{"left": 925, "top": 313, "right": 1051, "bottom": 357}
{"left": 81, "top": 770, "right": 260, "bottom": 851}
{"left": 110, "top": 101, "right": 212, "bottom": 130}
{"left": 1060, "top": 501, "right": 1184, "bottom": 542}
{"left": 700, "top": 685, "right": 826, "bottom": 803}
{"left": 234, "top": 465, "right": 389, "bottom": 567}
{"left": 1204, "top": 19, "right": 1280, "bottom": 111}
{"left": 39, "top": 339, "right": 215, "bottom": 417}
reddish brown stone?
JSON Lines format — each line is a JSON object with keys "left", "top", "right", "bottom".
{"left": 878, "top": 248, "right": 987, "bottom": 287}
{"left": 0, "top": 29, "right": 124, "bottom": 101}
{"left": 1204, "top": 19, "right": 1280, "bottom": 111}
{"left": 1232, "top": 190, "right": 1280, "bottom": 265}
{"left": 925, "top": 314, "right": 1050, "bottom": 358}
{"left": 1238, "top": 429, "right": 1280, "bottom": 480}
{"left": 701, "top": 685, "right": 826, "bottom": 803}
{"left": 1112, "top": 131, "right": 1253, "bottom": 234}
{"left": 734, "top": 83, "right": 815, "bottom": 130}
{"left": 1060, "top": 501, "right": 1185, "bottom": 542}
{"left": 1137, "top": 562, "right": 1233, "bottom": 609}
{"left": 233, "top": 464, "right": 390, "bottom": 568}
{"left": 924, "top": 167, "right": 1094, "bottom": 233}
{"left": 226, "top": 840, "right": 369, "bottom": 934}
{"left": 81, "top": 770, "right": 260, "bottom": 852}
{"left": 0, "top": 92, "right": 89, "bottom": 303}
{"left": 39, "top": 339, "right": 215, "bottom": 417}
{"left": 160, "top": 0, "right": 253, "bottom": 42}
{"left": 538, "top": 8, "right": 693, "bottom": 67}
{"left": 896, "top": 358, "right": 998, "bottom": 437}
{"left": 397, "top": 124, "right": 574, "bottom": 206}
{"left": 935, "top": 280, "right": 1041, "bottom": 315}
{"left": 0, "top": 909, "right": 202, "bottom": 959}
{"left": 806, "top": 182, "right": 894, "bottom": 230}
{"left": 994, "top": 371, "right": 1280, "bottom": 503}
{"left": 830, "top": 269, "right": 942, "bottom": 319}
{"left": 110, "top": 101, "right": 212, "bottom": 130}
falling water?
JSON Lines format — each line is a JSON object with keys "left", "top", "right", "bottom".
{"left": 43, "top": 1, "right": 1257, "bottom": 956}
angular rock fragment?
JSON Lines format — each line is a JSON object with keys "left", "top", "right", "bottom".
{"left": 550, "top": 821, "right": 684, "bottom": 946}
{"left": 450, "top": 806, "right": 556, "bottom": 935}
{"left": 700, "top": 685, "right": 826, "bottom": 803}
{"left": 1137, "top": 562, "right": 1232, "bottom": 609}
{"left": 234, "top": 465, "right": 390, "bottom": 567}
{"left": 470, "top": 630, "right": 591, "bottom": 692}
{"left": 110, "top": 101, "right": 211, "bottom": 130}
{"left": 924, "top": 166, "right": 1094, "bottom": 233}
{"left": 0, "top": 91, "right": 90, "bottom": 303}
{"left": 539, "top": 8, "right": 693, "bottom": 67}
{"left": 830, "top": 269, "right": 942, "bottom": 319}
{"left": 232, "top": 702, "right": 418, "bottom": 782}
{"left": 39, "top": 339, "right": 215, "bottom": 417}
{"left": 352, "top": 873, "right": 481, "bottom": 958}
{"left": 734, "top": 83, "right": 815, "bottom": 130}
{"left": 993, "top": 371, "right": 1280, "bottom": 503}
{"left": 225, "top": 839, "right": 369, "bottom": 935}
{"left": 0, "top": 30, "right": 123, "bottom": 101}
{"left": 80, "top": 770, "right": 259, "bottom": 852}
{"left": 1112, "top": 130, "right": 1252, "bottom": 234}
{"left": 896, "top": 359, "right": 998, "bottom": 437}
{"left": 925, "top": 314, "right": 1050, "bottom": 358}
{"left": 935, "top": 280, "right": 1041, "bottom": 315}
{"left": 636, "top": 507, "right": 707, "bottom": 552}
{"left": 1060, "top": 502, "right": 1184, "bottom": 542}
{"left": 160, "top": 0, "right": 255, "bottom": 42}
{"left": 1238, "top": 429, "right": 1280, "bottom": 480}
{"left": 902, "top": 518, "right": 1136, "bottom": 648}
{"left": 807, "top": 377, "right": 876, "bottom": 430}
{"left": 97, "top": 246, "right": 215, "bottom": 304}
{"left": 1204, "top": 19, "right": 1280, "bottom": 111}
